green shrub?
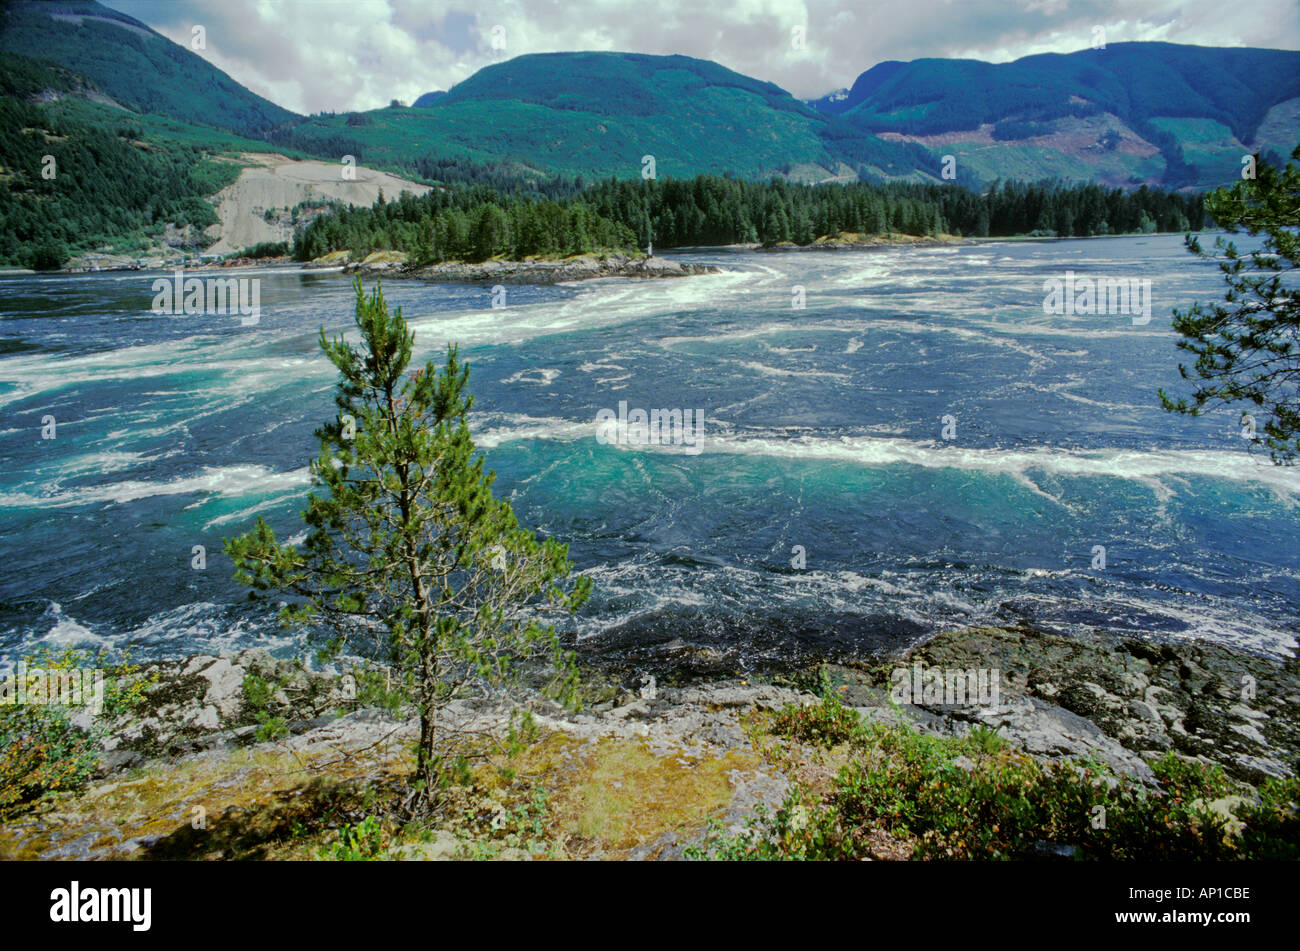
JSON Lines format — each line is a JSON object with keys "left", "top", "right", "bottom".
{"left": 28, "top": 239, "right": 69, "bottom": 270}
{"left": 324, "top": 815, "right": 391, "bottom": 860}
{"left": 254, "top": 716, "right": 290, "bottom": 742}
{"left": 962, "top": 724, "right": 1008, "bottom": 755}
{"left": 693, "top": 718, "right": 1282, "bottom": 861}
{"left": 1237, "top": 778, "right": 1300, "bottom": 859}
{"left": 0, "top": 647, "right": 156, "bottom": 817}
{"left": 0, "top": 704, "right": 98, "bottom": 819}
{"left": 1150, "top": 751, "right": 1232, "bottom": 803}
{"left": 242, "top": 673, "right": 273, "bottom": 712}
{"left": 463, "top": 786, "right": 553, "bottom": 859}
{"left": 770, "top": 685, "right": 864, "bottom": 748}
{"left": 237, "top": 240, "right": 289, "bottom": 259}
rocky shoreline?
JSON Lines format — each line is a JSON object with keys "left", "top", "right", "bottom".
{"left": 828, "top": 626, "right": 1299, "bottom": 786}
{"left": 1, "top": 624, "right": 1294, "bottom": 860}
{"left": 800, "top": 231, "right": 962, "bottom": 251}
{"left": 301, "top": 249, "right": 721, "bottom": 284}
{"left": 34, "top": 234, "right": 959, "bottom": 279}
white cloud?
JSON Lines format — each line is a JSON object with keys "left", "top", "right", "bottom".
{"left": 102, "top": 0, "right": 1300, "bottom": 114}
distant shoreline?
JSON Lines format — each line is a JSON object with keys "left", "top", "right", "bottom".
{"left": 3, "top": 229, "right": 1214, "bottom": 282}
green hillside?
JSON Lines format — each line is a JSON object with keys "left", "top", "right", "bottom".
{"left": 4, "top": 1, "right": 1295, "bottom": 191}
{"left": 0, "top": 53, "right": 288, "bottom": 268}
{"left": 825, "top": 44, "right": 1300, "bottom": 139}
{"left": 288, "top": 52, "right": 947, "bottom": 184}
{"left": 0, "top": 0, "right": 299, "bottom": 137}
{"left": 438, "top": 52, "right": 810, "bottom": 118}
{"left": 813, "top": 43, "right": 1300, "bottom": 188}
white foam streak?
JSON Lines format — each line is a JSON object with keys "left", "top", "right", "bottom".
{"left": 0, "top": 465, "right": 310, "bottom": 509}
{"left": 474, "top": 414, "right": 1300, "bottom": 499}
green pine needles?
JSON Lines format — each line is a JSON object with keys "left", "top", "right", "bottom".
{"left": 226, "top": 278, "right": 590, "bottom": 810}
{"left": 1161, "top": 142, "right": 1300, "bottom": 462}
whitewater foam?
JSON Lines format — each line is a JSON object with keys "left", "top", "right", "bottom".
{"left": 470, "top": 414, "right": 1300, "bottom": 501}
{"left": 0, "top": 465, "right": 311, "bottom": 510}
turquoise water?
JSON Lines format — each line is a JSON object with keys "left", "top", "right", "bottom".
{"left": 1, "top": 235, "right": 1296, "bottom": 672}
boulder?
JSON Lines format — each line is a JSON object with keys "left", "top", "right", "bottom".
{"left": 194, "top": 657, "right": 245, "bottom": 720}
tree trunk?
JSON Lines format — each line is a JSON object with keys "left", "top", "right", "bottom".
{"left": 415, "top": 647, "right": 438, "bottom": 811}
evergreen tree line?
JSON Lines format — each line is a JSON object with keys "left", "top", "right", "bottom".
{"left": 293, "top": 173, "right": 1207, "bottom": 263}
{"left": 292, "top": 187, "right": 639, "bottom": 263}
{"left": 580, "top": 175, "right": 1206, "bottom": 244}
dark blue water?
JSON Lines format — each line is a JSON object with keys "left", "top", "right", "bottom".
{"left": 1, "top": 236, "right": 1296, "bottom": 673}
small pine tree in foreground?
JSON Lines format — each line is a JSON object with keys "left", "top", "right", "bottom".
{"left": 226, "top": 278, "right": 590, "bottom": 810}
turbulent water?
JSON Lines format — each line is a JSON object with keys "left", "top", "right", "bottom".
{"left": 1, "top": 235, "right": 1297, "bottom": 675}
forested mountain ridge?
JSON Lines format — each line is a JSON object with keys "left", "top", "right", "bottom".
{"left": 0, "top": 52, "right": 277, "bottom": 267}
{"left": 326, "top": 44, "right": 1300, "bottom": 189}
{"left": 3, "top": 0, "right": 1297, "bottom": 189}
{"left": 289, "top": 51, "right": 947, "bottom": 185}
{"left": 0, "top": 0, "right": 299, "bottom": 137}
{"left": 808, "top": 43, "right": 1300, "bottom": 189}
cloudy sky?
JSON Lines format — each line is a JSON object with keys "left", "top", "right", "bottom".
{"left": 101, "top": 0, "right": 1300, "bottom": 115}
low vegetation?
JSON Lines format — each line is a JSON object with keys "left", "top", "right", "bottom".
{"left": 0, "top": 647, "right": 156, "bottom": 819}
{"left": 690, "top": 689, "right": 1300, "bottom": 861}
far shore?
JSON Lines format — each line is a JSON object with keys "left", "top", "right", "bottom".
{"left": 5, "top": 229, "right": 1220, "bottom": 282}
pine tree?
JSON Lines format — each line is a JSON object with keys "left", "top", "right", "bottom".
{"left": 1161, "top": 142, "right": 1300, "bottom": 462}
{"left": 761, "top": 194, "right": 791, "bottom": 246}
{"left": 469, "top": 203, "right": 508, "bottom": 261}
{"left": 226, "top": 279, "right": 590, "bottom": 810}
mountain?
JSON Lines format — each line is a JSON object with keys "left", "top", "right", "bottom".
{"left": 290, "top": 51, "right": 945, "bottom": 184}
{"left": 808, "top": 43, "right": 1300, "bottom": 188}
{"left": 3, "top": 1, "right": 1299, "bottom": 270}
{"left": 807, "top": 61, "right": 910, "bottom": 116}
{"left": 5, "top": 3, "right": 1297, "bottom": 190}
{"left": 0, "top": 0, "right": 299, "bottom": 137}
{"left": 317, "top": 44, "right": 1300, "bottom": 189}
